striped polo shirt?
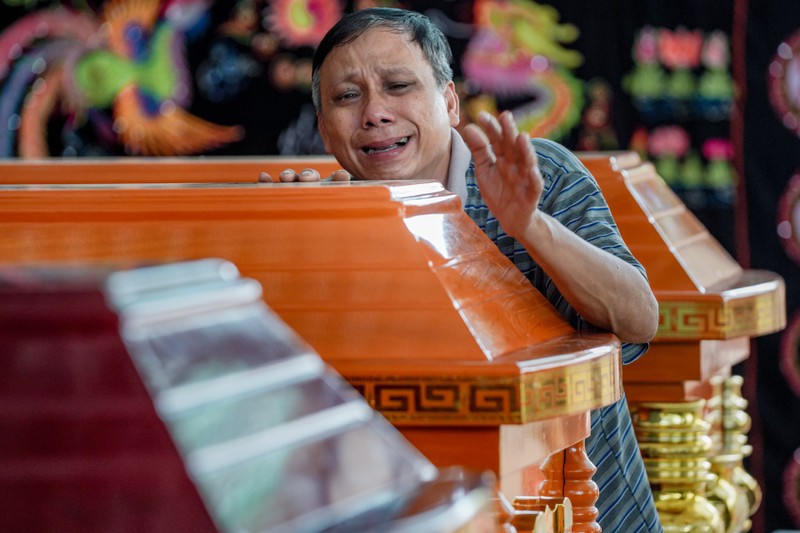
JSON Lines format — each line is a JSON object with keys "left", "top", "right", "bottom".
{"left": 449, "top": 131, "right": 663, "bottom": 532}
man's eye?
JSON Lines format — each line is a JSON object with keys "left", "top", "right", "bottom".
{"left": 388, "top": 83, "right": 411, "bottom": 91}
{"left": 335, "top": 91, "right": 358, "bottom": 102}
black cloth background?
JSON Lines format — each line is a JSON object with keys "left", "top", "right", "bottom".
{"left": 2, "top": 1, "right": 799, "bottom": 530}
{"left": 739, "top": 1, "right": 800, "bottom": 531}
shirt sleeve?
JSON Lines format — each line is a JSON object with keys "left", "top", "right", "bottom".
{"left": 527, "top": 138, "right": 650, "bottom": 364}
{"left": 463, "top": 138, "right": 652, "bottom": 364}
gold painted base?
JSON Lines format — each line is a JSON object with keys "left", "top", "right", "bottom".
{"left": 706, "top": 375, "right": 762, "bottom": 532}
{"left": 632, "top": 400, "right": 724, "bottom": 533}
{"left": 655, "top": 489, "right": 725, "bottom": 533}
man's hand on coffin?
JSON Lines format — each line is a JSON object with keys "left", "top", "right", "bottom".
{"left": 258, "top": 169, "right": 352, "bottom": 183}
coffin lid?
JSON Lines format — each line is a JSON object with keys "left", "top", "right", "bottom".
{"left": 0, "top": 179, "right": 621, "bottom": 425}
{"left": 579, "top": 151, "right": 786, "bottom": 341}
{"left": 0, "top": 261, "right": 497, "bottom": 532}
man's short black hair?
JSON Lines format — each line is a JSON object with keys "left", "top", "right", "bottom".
{"left": 311, "top": 8, "right": 454, "bottom": 112}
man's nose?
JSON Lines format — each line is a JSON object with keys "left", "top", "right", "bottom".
{"left": 361, "top": 94, "right": 394, "bottom": 128}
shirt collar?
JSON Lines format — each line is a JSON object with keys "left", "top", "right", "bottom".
{"left": 445, "top": 128, "right": 470, "bottom": 205}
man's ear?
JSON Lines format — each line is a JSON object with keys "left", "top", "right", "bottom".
{"left": 317, "top": 113, "right": 333, "bottom": 154}
{"left": 444, "top": 81, "right": 460, "bottom": 128}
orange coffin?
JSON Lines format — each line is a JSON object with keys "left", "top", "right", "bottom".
{"left": 0, "top": 176, "right": 621, "bottom": 497}
{"left": 580, "top": 151, "right": 786, "bottom": 401}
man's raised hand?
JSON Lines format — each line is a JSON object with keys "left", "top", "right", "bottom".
{"left": 461, "top": 110, "right": 544, "bottom": 239}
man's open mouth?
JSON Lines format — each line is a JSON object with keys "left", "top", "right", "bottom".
{"left": 362, "top": 137, "right": 409, "bottom": 155}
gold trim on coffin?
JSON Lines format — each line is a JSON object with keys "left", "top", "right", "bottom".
{"left": 347, "top": 356, "right": 620, "bottom": 426}
{"left": 656, "top": 290, "right": 786, "bottom": 341}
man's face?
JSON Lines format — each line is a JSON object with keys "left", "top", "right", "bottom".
{"left": 316, "top": 27, "right": 460, "bottom": 183}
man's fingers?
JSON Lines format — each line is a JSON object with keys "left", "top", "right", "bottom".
{"left": 462, "top": 123, "right": 495, "bottom": 167}
{"left": 476, "top": 111, "right": 502, "bottom": 144}
{"left": 298, "top": 169, "right": 321, "bottom": 182}
{"left": 300, "top": 168, "right": 350, "bottom": 182}
{"left": 330, "top": 169, "right": 351, "bottom": 181}
{"left": 516, "top": 133, "right": 536, "bottom": 170}
{"left": 478, "top": 110, "right": 522, "bottom": 163}
{"left": 278, "top": 169, "right": 324, "bottom": 182}
{"left": 476, "top": 110, "right": 500, "bottom": 131}
{"left": 499, "top": 111, "right": 519, "bottom": 139}
{"left": 278, "top": 169, "right": 299, "bottom": 182}
{"left": 273, "top": 168, "right": 351, "bottom": 183}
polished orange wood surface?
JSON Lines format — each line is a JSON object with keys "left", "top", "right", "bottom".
{"left": 579, "top": 151, "right": 786, "bottom": 402}
{"left": 0, "top": 171, "right": 622, "bottom": 497}
{"left": 0, "top": 156, "right": 342, "bottom": 184}
{"left": 3, "top": 151, "right": 781, "bottom": 406}
{"left": 580, "top": 151, "right": 785, "bottom": 340}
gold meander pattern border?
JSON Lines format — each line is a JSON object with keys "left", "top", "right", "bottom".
{"left": 656, "top": 292, "right": 786, "bottom": 340}
{"left": 347, "top": 356, "right": 620, "bottom": 425}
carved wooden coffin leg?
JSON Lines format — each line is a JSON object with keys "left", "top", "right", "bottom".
{"left": 533, "top": 440, "right": 601, "bottom": 533}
